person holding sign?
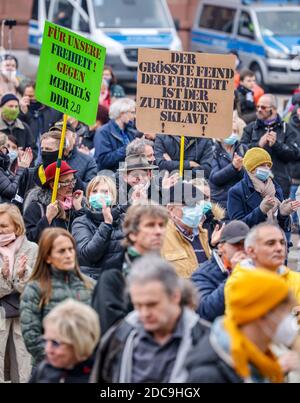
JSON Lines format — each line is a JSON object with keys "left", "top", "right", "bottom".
{"left": 154, "top": 135, "right": 213, "bottom": 179}
{"left": 23, "top": 161, "right": 84, "bottom": 243}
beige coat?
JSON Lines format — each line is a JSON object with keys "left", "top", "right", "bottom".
{"left": 161, "top": 221, "right": 211, "bottom": 279}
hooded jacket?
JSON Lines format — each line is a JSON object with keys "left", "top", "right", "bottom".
{"left": 90, "top": 308, "right": 209, "bottom": 383}
{"left": 0, "top": 152, "right": 26, "bottom": 202}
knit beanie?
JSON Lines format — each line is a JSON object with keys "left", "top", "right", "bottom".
{"left": 243, "top": 147, "right": 272, "bottom": 173}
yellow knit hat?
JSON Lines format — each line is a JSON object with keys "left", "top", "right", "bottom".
{"left": 243, "top": 147, "right": 273, "bottom": 173}
{"left": 225, "top": 267, "right": 289, "bottom": 325}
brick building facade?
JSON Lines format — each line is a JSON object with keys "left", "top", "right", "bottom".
{"left": 0, "top": 0, "right": 199, "bottom": 50}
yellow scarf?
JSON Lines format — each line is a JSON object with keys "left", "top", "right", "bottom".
{"left": 223, "top": 317, "right": 283, "bottom": 383}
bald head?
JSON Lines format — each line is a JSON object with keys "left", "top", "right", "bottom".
{"left": 256, "top": 94, "right": 278, "bottom": 120}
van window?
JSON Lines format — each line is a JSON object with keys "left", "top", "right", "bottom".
{"left": 238, "top": 11, "right": 255, "bottom": 39}
{"left": 199, "top": 5, "right": 235, "bottom": 33}
{"left": 256, "top": 10, "right": 300, "bottom": 36}
{"left": 93, "top": 0, "right": 170, "bottom": 29}
{"left": 52, "top": 0, "right": 74, "bottom": 29}
{"left": 73, "top": 0, "right": 90, "bottom": 33}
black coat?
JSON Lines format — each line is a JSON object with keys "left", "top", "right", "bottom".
{"left": 23, "top": 187, "right": 84, "bottom": 243}
{"left": 0, "top": 117, "right": 38, "bottom": 159}
{"left": 30, "top": 357, "right": 94, "bottom": 383}
{"left": 154, "top": 135, "right": 213, "bottom": 179}
{"left": 91, "top": 252, "right": 138, "bottom": 335}
{"left": 0, "top": 153, "right": 26, "bottom": 202}
{"left": 235, "top": 85, "right": 256, "bottom": 124}
{"left": 288, "top": 112, "right": 300, "bottom": 181}
{"left": 209, "top": 141, "right": 247, "bottom": 210}
{"left": 19, "top": 105, "right": 62, "bottom": 142}
{"left": 72, "top": 206, "right": 125, "bottom": 279}
{"left": 241, "top": 116, "right": 299, "bottom": 198}
{"left": 185, "top": 332, "right": 243, "bottom": 383}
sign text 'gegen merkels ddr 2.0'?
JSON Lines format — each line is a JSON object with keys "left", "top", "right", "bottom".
{"left": 36, "top": 21, "right": 106, "bottom": 125}
{"left": 136, "top": 49, "right": 235, "bottom": 139}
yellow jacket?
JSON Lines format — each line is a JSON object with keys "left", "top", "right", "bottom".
{"left": 225, "top": 261, "right": 300, "bottom": 310}
{"left": 161, "top": 220, "right": 211, "bottom": 279}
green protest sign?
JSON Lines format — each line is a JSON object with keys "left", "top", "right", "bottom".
{"left": 35, "top": 21, "right": 106, "bottom": 125}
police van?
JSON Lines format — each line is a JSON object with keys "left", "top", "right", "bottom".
{"left": 29, "top": 0, "right": 182, "bottom": 82}
{"left": 191, "top": 0, "right": 300, "bottom": 87}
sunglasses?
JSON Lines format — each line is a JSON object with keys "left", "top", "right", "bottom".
{"left": 58, "top": 178, "right": 76, "bottom": 188}
{"left": 256, "top": 105, "right": 272, "bottom": 111}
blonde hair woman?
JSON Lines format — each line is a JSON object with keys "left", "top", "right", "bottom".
{"left": 20, "top": 228, "right": 94, "bottom": 365}
{"left": 0, "top": 203, "right": 38, "bottom": 383}
{"left": 30, "top": 299, "right": 100, "bottom": 383}
{"left": 72, "top": 175, "right": 125, "bottom": 280}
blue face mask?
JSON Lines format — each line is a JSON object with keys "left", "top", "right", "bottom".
{"left": 224, "top": 133, "right": 239, "bottom": 145}
{"left": 8, "top": 150, "right": 18, "bottom": 162}
{"left": 182, "top": 205, "right": 204, "bottom": 228}
{"left": 89, "top": 193, "right": 112, "bottom": 210}
{"left": 255, "top": 168, "right": 271, "bottom": 182}
{"left": 201, "top": 201, "right": 212, "bottom": 215}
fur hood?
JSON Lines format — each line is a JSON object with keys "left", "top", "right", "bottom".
{"left": 23, "top": 186, "right": 52, "bottom": 213}
{"left": 211, "top": 203, "right": 225, "bottom": 221}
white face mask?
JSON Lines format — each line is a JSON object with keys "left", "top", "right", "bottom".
{"left": 273, "top": 314, "right": 299, "bottom": 347}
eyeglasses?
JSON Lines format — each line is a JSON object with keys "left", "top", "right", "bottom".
{"left": 256, "top": 105, "right": 272, "bottom": 111}
{"left": 58, "top": 179, "right": 76, "bottom": 188}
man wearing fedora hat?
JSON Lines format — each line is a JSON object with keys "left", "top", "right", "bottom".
{"left": 118, "top": 154, "right": 179, "bottom": 205}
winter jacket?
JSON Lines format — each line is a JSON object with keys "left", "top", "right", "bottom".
{"left": 12, "top": 165, "right": 85, "bottom": 212}
{"left": 30, "top": 357, "right": 94, "bottom": 383}
{"left": 72, "top": 205, "right": 125, "bottom": 279}
{"left": 110, "top": 84, "right": 125, "bottom": 98}
{"left": 161, "top": 220, "right": 211, "bottom": 279}
{"left": 19, "top": 105, "right": 62, "bottom": 143}
{"left": 209, "top": 141, "right": 248, "bottom": 210}
{"left": 90, "top": 308, "right": 209, "bottom": 383}
{"left": 65, "top": 147, "right": 98, "bottom": 187}
{"left": 185, "top": 323, "right": 243, "bottom": 383}
{"left": 235, "top": 86, "right": 256, "bottom": 124}
{"left": 0, "top": 236, "right": 38, "bottom": 318}
{"left": 227, "top": 172, "right": 290, "bottom": 230}
{"left": 240, "top": 115, "right": 299, "bottom": 197}
{"left": 288, "top": 112, "right": 300, "bottom": 181}
{"left": 94, "top": 120, "right": 136, "bottom": 171}
{"left": 191, "top": 252, "right": 229, "bottom": 322}
{"left": 202, "top": 204, "right": 226, "bottom": 246}
{"left": 20, "top": 267, "right": 94, "bottom": 364}
{"left": 0, "top": 116, "right": 38, "bottom": 160}
{"left": 0, "top": 153, "right": 26, "bottom": 202}
{"left": 23, "top": 187, "right": 85, "bottom": 243}
{"left": 154, "top": 135, "right": 213, "bottom": 178}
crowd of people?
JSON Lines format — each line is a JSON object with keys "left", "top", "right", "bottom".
{"left": 1, "top": 49, "right": 300, "bottom": 383}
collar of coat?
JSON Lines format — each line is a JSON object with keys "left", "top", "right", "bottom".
{"left": 0, "top": 116, "right": 25, "bottom": 131}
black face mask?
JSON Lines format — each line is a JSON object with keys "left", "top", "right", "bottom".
{"left": 0, "top": 152, "right": 11, "bottom": 171}
{"left": 41, "top": 150, "right": 60, "bottom": 168}
{"left": 29, "top": 101, "right": 43, "bottom": 113}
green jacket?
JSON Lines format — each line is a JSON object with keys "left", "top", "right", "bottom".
{"left": 20, "top": 267, "right": 94, "bottom": 363}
